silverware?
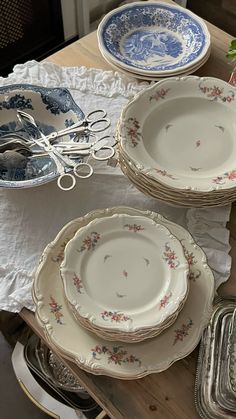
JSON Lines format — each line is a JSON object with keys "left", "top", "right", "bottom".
{"left": 0, "top": 109, "right": 111, "bottom": 145}
{"left": 0, "top": 150, "right": 28, "bottom": 171}
{"left": 17, "top": 110, "right": 94, "bottom": 191}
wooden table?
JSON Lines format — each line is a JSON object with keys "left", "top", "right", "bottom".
{"left": 20, "top": 2, "right": 236, "bottom": 418}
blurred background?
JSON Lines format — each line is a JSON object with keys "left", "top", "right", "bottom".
{"left": 0, "top": 0, "right": 235, "bottom": 77}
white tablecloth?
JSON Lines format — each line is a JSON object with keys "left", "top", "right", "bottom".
{"left": 0, "top": 60, "right": 231, "bottom": 312}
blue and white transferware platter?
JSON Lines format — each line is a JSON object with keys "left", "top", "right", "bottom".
{"left": 0, "top": 84, "right": 84, "bottom": 188}
{"left": 98, "top": 2, "right": 211, "bottom": 75}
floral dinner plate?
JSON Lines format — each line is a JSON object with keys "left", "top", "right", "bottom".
{"left": 33, "top": 206, "right": 214, "bottom": 380}
{"left": 60, "top": 214, "right": 189, "bottom": 336}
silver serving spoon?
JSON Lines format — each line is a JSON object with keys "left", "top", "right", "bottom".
{"left": 0, "top": 139, "right": 33, "bottom": 154}
{"left": 0, "top": 150, "right": 28, "bottom": 171}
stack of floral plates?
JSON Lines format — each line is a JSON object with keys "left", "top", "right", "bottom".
{"left": 118, "top": 75, "right": 236, "bottom": 207}
{"left": 33, "top": 206, "right": 215, "bottom": 380}
{"left": 60, "top": 214, "right": 189, "bottom": 342}
{"left": 97, "top": 2, "right": 211, "bottom": 80}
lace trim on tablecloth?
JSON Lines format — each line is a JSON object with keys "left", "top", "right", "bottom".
{"left": 0, "top": 60, "right": 150, "bottom": 98}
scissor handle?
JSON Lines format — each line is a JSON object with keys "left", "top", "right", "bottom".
{"left": 73, "top": 162, "right": 93, "bottom": 179}
{"left": 47, "top": 118, "right": 110, "bottom": 139}
{"left": 57, "top": 173, "right": 76, "bottom": 191}
{"left": 88, "top": 118, "right": 110, "bottom": 133}
{"left": 86, "top": 109, "right": 107, "bottom": 122}
{"left": 92, "top": 146, "right": 115, "bottom": 161}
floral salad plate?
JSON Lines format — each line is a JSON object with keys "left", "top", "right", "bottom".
{"left": 60, "top": 214, "right": 189, "bottom": 339}
{"left": 0, "top": 84, "right": 84, "bottom": 188}
{"left": 119, "top": 76, "right": 236, "bottom": 193}
{"left": 33, "top": 206, "right": 214, "bottom": 380}
{"left": 97, "top": 2, "right": 210, "bottom": 76}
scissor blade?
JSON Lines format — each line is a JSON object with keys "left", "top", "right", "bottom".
{"left": 92, "top": 138, "right": 109, "bottom": 151}
{"left": 54, "top": 143, "right": 91, "bottom": 151}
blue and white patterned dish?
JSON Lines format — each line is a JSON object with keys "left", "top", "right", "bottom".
{"left": 0, "top": 84, "right": 84, "bottom": 188}
{"left": 97, "top": 2, "right": 211, "bottom": 76}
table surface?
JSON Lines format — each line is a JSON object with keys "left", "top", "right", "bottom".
{"left": 20, "top": 1, "right": 236, "bottom": 418}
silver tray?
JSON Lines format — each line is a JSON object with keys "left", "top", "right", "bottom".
{"left": 215, "top": 313, "right": 236, "bottom": 411}
{"left": 195, "top": 297, "right": 236, "bottom": 418}
{"left": 35, "top": 338, "right": 86, "bottom": 394}
{"left": 24, "top": 334, "right": 99, "bottom": 414}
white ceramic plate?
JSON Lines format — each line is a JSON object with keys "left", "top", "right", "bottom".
{"left": 33, "top": 206, "right": 214, "bottom": 380}
{"left": 60, "top": 214, "right": 189, "bottom": 334}
{"left": 119, "top": 76, "right": 236, "bottom": 192}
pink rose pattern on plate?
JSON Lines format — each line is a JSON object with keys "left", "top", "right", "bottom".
{"left": 123, "top": 223, "right": 144, "bottom": 232}
{"left": 163, "top": 243, "right": 180, "bottom": 269}
{"left": 180, "top": 240, "right": 201, "bottom": 282}
{"left": 149, "top": 88, "right": 170, "bottom": 102}
{"left": 49, "top": 296, "right": 64, "bottom": 325}
{"left": 73, "top": 273, "right": 83, "bottom": 293}
{"left": 77, "top": 232, "right": 100, "bottom": 252}
{"left": 159, "top": 292, "right": 172, "bottom": 309}
{"left": 199, "top": 84, "right": 235, "bottom": 102}
{"left": 125, "top": 117, "right": 142, "bottom": 147}
{"left": 173, "top": 319, "right": 193, "bottom": 345}
{"left": 51, "top": 239, "right": 70, "bottom": 263}
{"left": 101, "top": 310, "right": 131, "bottom": 323}
{"left": 213, "top": 170, "right": 236, "bottom": 185}
{"left": 91, "top": 345, "right": 141, "bottom": 366}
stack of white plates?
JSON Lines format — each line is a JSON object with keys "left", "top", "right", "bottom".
{"left": 60, "top": 214, "right": 189, "bottom": 342}
{"left": 97, "top": 2, "right": 211, "bottom": 80}
{"left": 118, "top": 75, "right": 236, "bottom": 207}
{"left": 33, "top": 206, "right": 214, "bottom": 380}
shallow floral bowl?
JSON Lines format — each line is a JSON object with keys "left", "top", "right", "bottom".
{"left": 119, "top": 75, "right": 236, "bottom": 193}
{"left": 0, "top": 84, "right": 84, "bottom": 188}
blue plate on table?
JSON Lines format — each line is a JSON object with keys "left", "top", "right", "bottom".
{"left": 0, "top": 84, "right": 84, "bottom": 188}
{"left": 97, "top": 1, "right": 211, "bottom": 76}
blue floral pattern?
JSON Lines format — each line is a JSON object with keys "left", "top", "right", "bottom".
{"left": 123, "top": 30, "right": 183, "bottom": 63}
{"left": 0, "top": 94, "right": 33, "bottom": 110}
{"left": 100, "top": 3, "right": 208, "bottom": 72}
{"left": 40, "top": 88, "right": 84, "bottom": 117}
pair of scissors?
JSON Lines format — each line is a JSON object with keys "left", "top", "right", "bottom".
{"left": 55, "top": 135, "right": 116, "bottom": 161}
{"left": 39, "top": 109, "right": 111, "bottom": 144}
{"left": 17, "top": 110, "right": 93, "bottom": 191}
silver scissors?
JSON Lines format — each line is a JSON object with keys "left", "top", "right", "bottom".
{"left": 55, "top": 135, "right": 116, "bottom": 161}
{"left": 17, "top": 110, "right": 93, "bottom": 191}
{"left": 40, "top": 109, "right": 111, "bottom": 143}
{"left": 0, "top": 109, "right": 110, "bottom": 144}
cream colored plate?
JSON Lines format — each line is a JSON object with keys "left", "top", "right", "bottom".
{"left": 119, "top": 76, "right": 236, "bottom": 192}
{"left": 33, "top": 206, "right": 214, "bottom": 380}
{"left": 118, "top": 147, "right": 236, "bottom": 207}
{"left": 61, "top": 214, "right": 189, "bottom": 336}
